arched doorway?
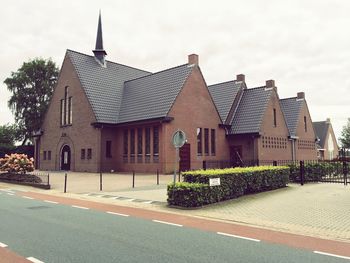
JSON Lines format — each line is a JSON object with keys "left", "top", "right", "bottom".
{"left": 61, "top": 145, "right": 71, "bottom": 170}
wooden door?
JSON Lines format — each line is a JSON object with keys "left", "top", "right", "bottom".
{"left": 61, "top": 145, "right": 71, "bottom": 170}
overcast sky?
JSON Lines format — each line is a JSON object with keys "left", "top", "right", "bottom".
{"left": 0, "top": 0, "right": 349, "bottom": 140}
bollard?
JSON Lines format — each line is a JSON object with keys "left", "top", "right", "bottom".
{"left": 300, "top": 161, "right": 304, "bottom": 186}
{"left": 47, "top": 173, "right": 50, "bottom": 186}
{"left": 132, "top": 171, "right": 135, "bottom": 188}
{"left": 64, "top": 173, "right": 67, "bottom": 193}
{"left": 203, "top": 160, "right": 207, "bottom": 170}
{"left": 157, "top": 169, "right": 159, "bottom": 185}
{"left": 178, "top": 171, "right": 181, "bottom": 182}
{"left": 100, "top": 172, "right": 103, "bottom": 191}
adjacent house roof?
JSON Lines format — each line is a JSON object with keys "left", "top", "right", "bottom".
{"left": 67, "top": 50, "right": 150, "bottom": 124}
{"left": 208, "top": 80, "right": 243, "bottom": 123}
{"left": 230, "top": 86, "right": 273, "bottom": 134}
{"left": 118, "top": 64, "right": 194, "bottom": 123}
{"left": 313, "top": 121, "right": 329, "bottom": 148}
{"left": 67, "top": 49, "right": 194, "bottom": 124}
{"left": 280, "top": 97, "right": 304, "bottom": 137}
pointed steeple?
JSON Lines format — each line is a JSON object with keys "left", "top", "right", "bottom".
{"left": 93, "top": 10, "right": 107, "bottom": 66}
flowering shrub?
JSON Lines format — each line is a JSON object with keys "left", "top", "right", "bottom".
{"left": 0, "top": 153, "right": 34, "bottom": 174}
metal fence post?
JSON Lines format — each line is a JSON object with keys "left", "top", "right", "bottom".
{"left": 300, "top": 161, "right": 304, "bottom": 186}
{"left": 132, "top": 170, "right": 135, "bottom": 188}
{"left": 100, "top": 172, "right": 103, "bottom": 191}
{"left": 157, "top": 169, "right": 159, "bottom": 185}
{"left": 64, "top": 173, "right": 67, "bottom": 193}
{"left": 343, "top": 161, "right": 348, "bottom": 186}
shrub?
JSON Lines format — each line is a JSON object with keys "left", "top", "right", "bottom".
{"left": 0, "top": 153, "right": 34, "bottom": 174}
{"left": 168, "top": 166, "right": 289, "bottom": 207}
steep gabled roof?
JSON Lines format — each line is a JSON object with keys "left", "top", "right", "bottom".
{"left": 313, "top": 121, "right": 329, "bottom": 148}
{"left": 67, "top": 49, "right": 151, "bottom": 123}
{"left": 280, "top": 97, "right": 304, "bottom": 137}
{"left": 208, "top": 80, "right": 243, "bottom": 123}
{"left": 118, "top": 64, "right": 194, "bottom": 124}
{"left": 230, "top": 86, "right": 273, "bottom": 134}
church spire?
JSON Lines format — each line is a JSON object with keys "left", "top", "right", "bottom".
{"left": 93, "top": 10, "right": 107, "bottom": 66}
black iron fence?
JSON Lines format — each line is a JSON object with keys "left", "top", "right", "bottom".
{"left": 0, "top": 171, "right": 50, "bottom": 189}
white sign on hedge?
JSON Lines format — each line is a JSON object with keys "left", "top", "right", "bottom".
{"left": 209, "top": 178, "right": 220, "bottom": 186}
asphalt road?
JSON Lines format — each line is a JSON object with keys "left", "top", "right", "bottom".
{"left": 0, "top": 191, "right": 349, "bottom": 263}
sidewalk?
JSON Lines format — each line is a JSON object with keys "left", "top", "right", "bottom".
{"left": 1, "top": 171, "right": 350, "bottom": 242}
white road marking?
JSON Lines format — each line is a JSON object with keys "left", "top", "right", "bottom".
{"left": 1, "top": 190, "right": 14, "bottom": 193}
{"left": 126, "top": 199, "right": 135, "bottom": 202}
{"left": 112, "top": 196, "right": 121, "bottom": 199}
{"left": 22, "top": 196, "right": 34, "bottom": 200}
{"left": 143, "top": 201, "right": 153, "bottom": 204}
{"left": 107, "top": 211, "right": 130, "bottom": 217}
{"left": 217, "top": 232, "right": 261, "bottom": 242}
{"left": 314, "top": 251, "right": 350, "bottom": 260}
{"left": 152, "top": 220, "right": 183, "bottom": 227}
{"left": 7, "top": 193, "right": 14, "bottom": 196}
{"left": 72, "top": 205, "right": 89, "bottom": 210}
{"left": 44, "top": 200, "right": 58, "bottom": 204}
{"left": 0, "top": 242, "right": 8, "bottom": 248}
{"left": 27, "top": 257, "right": 45, "bottom": 263}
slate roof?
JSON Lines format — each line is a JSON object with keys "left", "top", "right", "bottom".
{"left": 208, "top": 81, "right": 242, "bottom": 123}
{"left": 67, "top": 50, "right": 151, "bottom": 123}
{"left": 118, "top": 64, "right": 194, "bottom": 123}
{"left": 230, "top": 86, "right": 273, "bottom": 134}
{"left": 280, "top": 97, "right": 304, "bottom": 137}
{"left": 313, "top": 121, "right": 328, "bottom": 148}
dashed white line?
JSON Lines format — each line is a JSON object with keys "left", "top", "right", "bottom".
{"left": 44, "top": 200, "right": 58, "bottom": 204}
{"left": 71, "top": 205, "right": 89, "bottom": 210}
{"left": 314, "top": 251, "right": 350, "bottom": 260}
{"left": 7, "top": 193, "right": 14, "bottom": 196}
{"left": 143, "top": 201, "right": 153, "bottom": 204}
{"left": 112, "top": 196, "right": 121, "bottom": 199}
{"left": 126, "top": 198, "right": 135, "bottom": 202}
{"left": 107, "top": 211, "right": 130, "bottom": 217}
{"left": 217, "top": 232, "right": 261, "bottom": 242}
{"left": 0, "top": 242, "right": 8, "bottom": 248}
{"left": 152, "top": 220, "right": 183, "bottom": 227}
{"left": 22, "top": 196, "right": 34, "bottom": 200}
{"left": 27, "top": 256, "right": 45, "bottom": 263}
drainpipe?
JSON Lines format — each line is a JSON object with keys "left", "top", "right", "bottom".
{"left": 290, "top": 136, "right": 298, "bottom": 162}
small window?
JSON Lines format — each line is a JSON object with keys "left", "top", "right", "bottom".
{"left": 48, "top": 151, "right": 51, "bottom": 160}
{"left": 304, "top": 116, "right": 307, "bottom": 132}
{"left": 87, "top": 148, "right": 92, "bottom": 159}
{"left": 153, "top": 126, "right": 159, "bottom": 155}
{"left": 81, "top": 149, "right": 86, "bottom": 160}
{"left": 211, "top": 129, "right": 216, "bottom": 155}
{"left": 273, "top": 108, "right": 277, "bottom": 127}
{"left": 43, "top": 151, "right": 47, "bottom": 160}
{"left": 204, "top": 128, "right": 209, "bottom": 155}
{"left": 197, "top": 128, "right": 202, "bottom": 155}
{"left": 106, "top": 141, "right": 112, "bottom": 158}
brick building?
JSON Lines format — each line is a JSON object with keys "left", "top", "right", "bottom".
{"left": 313, "top": 118, "right": 339, "bottom": 160}
{"left": 34, "top": 14, "right": 317, "bottom": 173}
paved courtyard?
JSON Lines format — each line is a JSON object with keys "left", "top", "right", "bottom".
{"left": 1, "top": 171, "right": 350, "bottom": 242}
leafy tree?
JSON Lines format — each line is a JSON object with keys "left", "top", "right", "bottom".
{"left": 4, "top": 58, "right": 59, "bottom": 145}
{"left": 0, "top": 124, "right": 20, "bottom": 157}
{"left": 339, "top": 118, "right": 350, "bottom": 148}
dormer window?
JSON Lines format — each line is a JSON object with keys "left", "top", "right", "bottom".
{"left": 60, "top": 86, "right": 72, "bottom": 126}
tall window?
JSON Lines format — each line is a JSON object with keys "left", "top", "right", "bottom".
{"left": 87, "top": 148, "right": 92, "bottom": 159}
{"left": 145, "top": 127, "right": 151, "bottom": 155}
{"left": 204, "top": 128, "right": 209, "bottom": 155}
{"left": 130, "top": 129, "right": 135, "bottom": 155}
{"left": 81, "top": 149, "right": 86, "bottom": 159}
{"left": 123, "top": 130, "right": 128, "bottom": 155}
{"left": 211, "top": 129, "right": 216, "bottom": 155}
{"left": 304, "top": 116, "right": 307, "bottom": 132}
{"left": 153, "top": 127, "right": 159, "bottom": 155}
{"left": 106, "top": 141, "right": 112, "bottom": 158}
{"left": 60, "top": 87, "right": 72, "bottom": 126}
{"left": 273, "top": 108, "right": 277, "bottom": 127}
{"left": 43, "top": 151, "right": 47, "bottom": 160}
{"left": 137, "top": 128, "right": 143, "bottom": 155}
{"left": 48, "top": 151, "right": 51, "bottom": 160}
{"left": 197, "top": 128, "right": 202, "bottom": 155}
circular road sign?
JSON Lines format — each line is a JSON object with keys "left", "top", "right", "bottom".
{"left": 172, "top": 130, "right": 186, "bottom": 148}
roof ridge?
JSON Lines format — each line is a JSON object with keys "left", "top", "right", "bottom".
{"left": 124, "top": 63, "right": 191, "bottom": 84}
{"left": 208, "top": 80, "right": 237, "bottom": 87}
{"left": 280, "top": 96, "right": 298, "bottom": 101}
{"left": 66, "top": 49, "right": 151, "bottom": 74}
{"left": 247, "top": 86, "right": 267, "bottom": 90}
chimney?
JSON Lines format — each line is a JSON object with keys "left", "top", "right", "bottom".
{"left": 326, "top": 118, "right": 331, "bottom": 123}
{"left": 236, "top": 74, "right": 245, "bottom": 82}
{"left": 188, "top": 54, "right": 199, "bottom": 65}
{"left": 297, "top": 92, "right": 305, "bottom": 99}
{"left": 265, "top": 79, "right": 275, "bottom": 88}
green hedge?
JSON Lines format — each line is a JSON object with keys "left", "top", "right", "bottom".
{"left": 168, "top": 166, "right": 289, "bottom": 207}
{"left": 288, "top": 162, "right": 343, "bottom": 182}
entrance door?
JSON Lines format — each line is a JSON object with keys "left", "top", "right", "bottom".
{"left": 61, "top": 145, "right": 71, "bottom": 170}
{"left": 179, "top": 143, "right": 191, "bottom": 172}
{"left": 230, "top": 146, "right": 243, "bottom": 167}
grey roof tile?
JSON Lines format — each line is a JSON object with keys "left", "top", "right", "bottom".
{"left": 230, "top": 86, "right": 273, "bottom": 134}
{"left": 67, "top": 50, "right": 151, "bottom": 123}
{"left": 117, "top": 64, "right": 194, "bottom": 123}
{"left": 313, "top": 121, "right": 328, "bottom": 148}
{"left": 280, "top": 97, "right": 304, "bottom": 137}
{"left": 208, "top": 81, "right": 242, "bottom": 123}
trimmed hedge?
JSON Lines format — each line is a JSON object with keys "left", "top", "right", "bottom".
{"left": 168, "top": 166, "right": 289, "bottom": 207}
{"left": 288, "top": 162, "right": 344, "bottom": 182}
